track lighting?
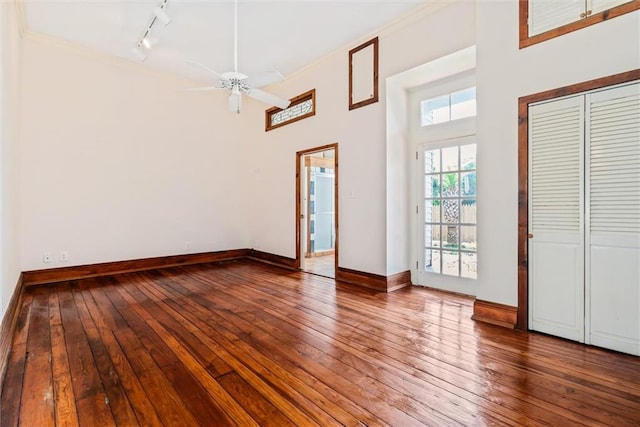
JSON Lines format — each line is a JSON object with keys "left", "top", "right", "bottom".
{"left": 133, "top": 0, "right": 170, "bottom": 61}
{"left": 154, "top": 6, "right": 172, "bottom": 26}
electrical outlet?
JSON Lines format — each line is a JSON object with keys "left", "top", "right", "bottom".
{"left": 60, "top": 251, "right": 69, "bottom": 262}
{"left": 185, "top": 241, "right": 192, "bottom": 250}
{"left": 43, "top": 252, "right": 52, "bottom": 263}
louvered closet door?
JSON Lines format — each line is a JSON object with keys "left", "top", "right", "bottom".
{"left": 587, "top": 83, "right": 640, "bottom": 356}
{"left": 590, "top": 0, "right": 634, "bottom": 15}
{"left": 528, "top": 0, "right": 584, "bottom": 36}
{"left": 529, "top": 96, "right": 585, "bottom": 342}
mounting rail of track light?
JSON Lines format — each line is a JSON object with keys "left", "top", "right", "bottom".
{"left": 133, "top": 0, "right": 171, "bottom": 61}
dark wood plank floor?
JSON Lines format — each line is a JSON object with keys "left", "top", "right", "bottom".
{"left": 2, "top": 260, "right": 639, "bottom": 426}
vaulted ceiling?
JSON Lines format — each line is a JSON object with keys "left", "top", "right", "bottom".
{"left": 22, "top": 0, "right": 427, "bottom": 84}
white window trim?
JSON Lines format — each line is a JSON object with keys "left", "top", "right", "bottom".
{"left": 408, "top": 70, "right": 478, "bottom": 296}
{"left": 408, "top": 70, "right": 476, "bottom": 143}
{"left": 414, "top": 137, "right": 478, "bottom": 295}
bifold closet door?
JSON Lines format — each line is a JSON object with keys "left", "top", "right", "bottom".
{"left": 587, "top": 83, "right": 640, "bottom": 356}
{"left": 529, "top": 96, "right": 585, "bottom": 342}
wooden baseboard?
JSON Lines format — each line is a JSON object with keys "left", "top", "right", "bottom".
{"left": 0, "top": 274, "right": 24, "bottom": 391}
{"left": 472, "top": 299, "right": 518, "bottom": 329}
{"left": 248, "top": 250, "right": 297, "bottom": 270}
{"left": 387, "top": 270, "right": 412, "bottom": 292}
{"left": 22, "top": 249, "right": 251, "bottom": 286}
{"left": 336, "top": 267, "right": 411, "bottom": 292}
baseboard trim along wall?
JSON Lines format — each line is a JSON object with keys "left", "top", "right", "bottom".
{"left": 248, "top": 250, "right": 297, "bottom": 270}
{"left": 336, "top": 267, "right": 411, "bottom": 292}
{"left": 22, "top": 248, "right": 412, "bottom": 294}
{"left": 386, "top": 270, "right": 412, "bottom": 292}
{"left": 472, "top": 299, "right": 518, "bottom": 329}
{"left": 0, "top": 274, "right": 24, "bottom": 391}
{"left": 22, "top": 249, "right": 251, "bottom": 286}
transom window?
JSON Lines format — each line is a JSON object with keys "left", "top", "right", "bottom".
{"left": 424, "top": 143, "right": 477, "bottom": 279}
{"left": 420, "top": 87, "right": 476, "bottom": 127}
{"left": 265, "top": 89, "right": 316, "bottom": 131}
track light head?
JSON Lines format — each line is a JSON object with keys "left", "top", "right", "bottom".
{"left": 153, "top": 6, "right": 171, "bottom": 26}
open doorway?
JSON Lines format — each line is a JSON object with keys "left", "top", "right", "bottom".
{"left": 296, "top": 144, "right": 338, "bottom": 278}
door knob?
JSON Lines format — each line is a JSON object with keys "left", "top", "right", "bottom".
{"left": 528, "top": 233, "right": 534, "bottom": 238}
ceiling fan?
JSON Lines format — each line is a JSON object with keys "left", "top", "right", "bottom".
{"left": 188, "top": 0, "right": 291, "bottom": 114}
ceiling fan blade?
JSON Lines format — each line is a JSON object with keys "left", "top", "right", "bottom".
{"left": 185, "top": 60, "right": 222, "bottom": 79}
{"left": 246, "top": 88, "right": 291, "bottom": 110}
{"left": 246, "top": 71, "right": 285, "bottom": 89}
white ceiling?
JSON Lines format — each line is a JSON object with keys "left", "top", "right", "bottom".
{"left": 23, "top": 1, "right": 428, "bottom": 84}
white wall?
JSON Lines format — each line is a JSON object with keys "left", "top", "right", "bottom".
{"left": 1, "top": 1, "right": 23, "bottom": 321}
{"left": 19, "top": 36, "right": 251, "bottom": 271}
{"left": 10, "top": 0, "right": 637, "bottom": 312}
{"left": 246, "top": 1, "right": 476, "bottom": 275}
{"left": 476, "top": 1, "right": 640, "bottom": 306}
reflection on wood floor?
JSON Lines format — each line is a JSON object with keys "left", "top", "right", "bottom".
{"left": 302, "top": 254, "right": 335, "bottom": 278}
{"left": 2, "top": 260, "right": 640, "bottom": 426}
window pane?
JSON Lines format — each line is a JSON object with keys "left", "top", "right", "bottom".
{"left": 442, "top": 199, "right": 460, "bottom": 224}
{"left": 442, "top": 251, "right": 459, "bottom": 277}
{"left": 442, "top": 225, "right": 459, "bottom": 249}
{"left": 421, "top": 141, "right": 477, "bottom": 280}
{"left": 425, "top": 249, "right": 441, "bottom": 273}
{"left": 460, "top": 226, "right": 477, "bottom": 251}
{"left": 461, "top": 199, "right": 476, "bottom": 223}
{"left": 426, "top": 200, "right": 441, "bottom": 223}
{"left": 425, "top": 149, "right": 440, "bottom": 173}
{"left": 425, "top": 224, "right": 441, "bottom": 248}
{"left": 425, "top": 175, "right": 441, "bottom": 198}
{"left": 425, "top": 248, "right": 433, "bottom": 269}
{"left": 421, "top": 94, "right": 450, "bottom": 126}
{"left": 442, "top": 147, "right": 459, "bottom": 171}
{"left": 441, "top": 173, "right": 459, "bottom": 197}
{"left": 461, "top": 252, "right": 477, "bottom": 279}
{"left": 460, "top": 144, "right": 476, "bottom": 169}
{"left": 451, "top": 87, "right": 476, "bottom": 121}
{"left": 461, "top": 171, "right": 476, "bottom": 197}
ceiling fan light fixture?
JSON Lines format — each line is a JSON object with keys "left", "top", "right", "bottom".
{"left": 153, "top": 6, "right": 171, "bottom": 26}
{"left": 141, "top": 36, "right": 152, "bottom": 49}
{"left": 229, "top": 91, "right": 242, "bottom": 114}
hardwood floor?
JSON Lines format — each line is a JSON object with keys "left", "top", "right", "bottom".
{"left": 302, "top": 254, "right": 335, "bottom": 278}
{"left": 2, "top": 260, "right": 639, "bottom": 426}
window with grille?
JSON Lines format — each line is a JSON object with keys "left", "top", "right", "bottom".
{"left": 265, "top": 89, "right": 316, "bottom": 131}
{"left": 423, "top": 143, "right": 477, "bottom": 279}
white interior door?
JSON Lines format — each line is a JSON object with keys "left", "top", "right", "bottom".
{"left": 529, "top": 95, "right": 586, "bottom": 342}
{"left": 586, "top": 83, "right": 640, "bottom": 355}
